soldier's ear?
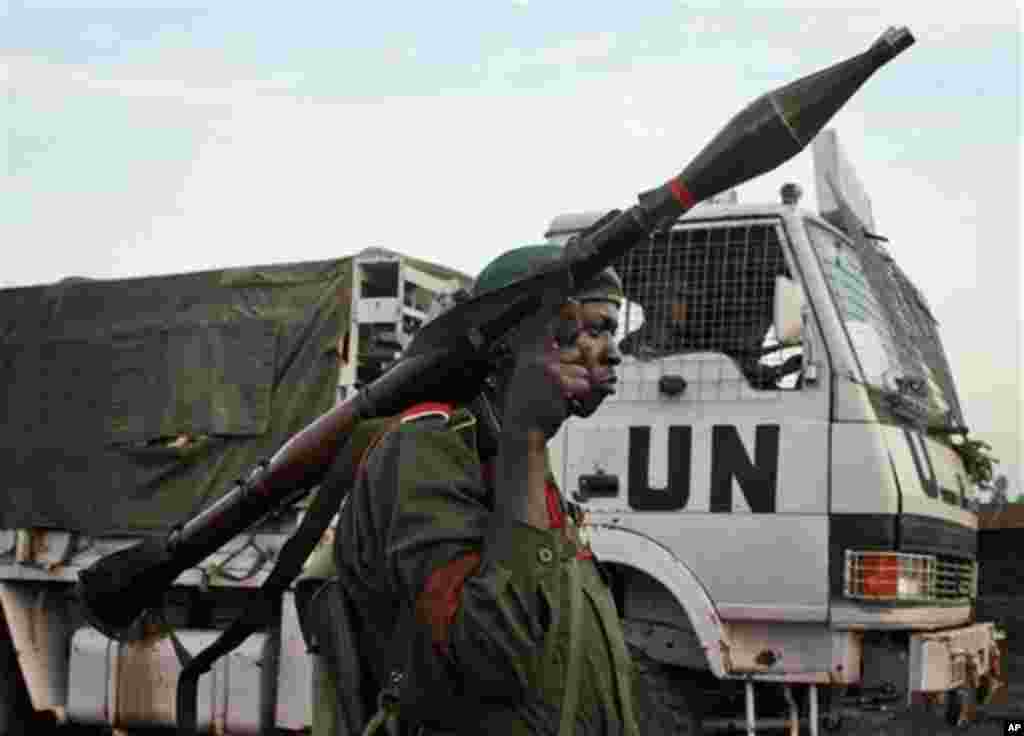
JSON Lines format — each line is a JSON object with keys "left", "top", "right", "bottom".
{"left": 558, "top": 300, "right": 582, "bottom": 323}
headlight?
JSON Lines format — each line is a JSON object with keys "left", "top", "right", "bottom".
{"left": 845, "top": 551, "right": 935, "bottom": 601}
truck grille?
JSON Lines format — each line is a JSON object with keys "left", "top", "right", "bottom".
{"left": 934, "top": 556, "right": 978, "bottom": 600}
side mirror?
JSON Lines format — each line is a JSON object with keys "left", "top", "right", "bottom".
{"left": 773, "top": 276, "right": 805, "bottom": 345}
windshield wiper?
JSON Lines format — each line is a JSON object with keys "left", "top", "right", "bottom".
{"left": 889, "top": 372, "right": 928, "bottom": 398}
{"left": 924, "top": 413, "right": 969, "bottom": 437}
{"left": 873, "top": 372, "right": 934, "bottom": 424}
{"left": 877, "top": 386, "right": 961, "bottom": 435}
{"left": 879, "top": 387, "right": 927, "bottom": 423}
{"left": 884, "top": 371, "right": 967, "bottom": 434}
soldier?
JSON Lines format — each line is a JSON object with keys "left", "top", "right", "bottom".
{"left": 618, "top": 284, "right": 693, "bottom": 359}
{"left": 617, "top": 278, "right": 801, "bottom": 389}
{"left": 301, "top": 244, "right": 641, "bottom": 735}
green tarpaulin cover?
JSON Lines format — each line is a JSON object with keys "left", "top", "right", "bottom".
{"left": 0, "top": 258, "right": 352, "bottom": 535}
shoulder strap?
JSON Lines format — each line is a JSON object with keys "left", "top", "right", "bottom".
{"left": 173, "top": 414, "right": 401, "bottom": 736}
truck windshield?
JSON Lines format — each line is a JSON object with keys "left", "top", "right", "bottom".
{"left": 613, "top": 220, "right": 802, "bottom": 391}
{"left": 805, "top": 220, "right": 964, "bottom": 426}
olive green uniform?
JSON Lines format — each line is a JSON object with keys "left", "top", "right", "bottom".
{"left": 313, "top": 405, "right": 638, "bottom": 735}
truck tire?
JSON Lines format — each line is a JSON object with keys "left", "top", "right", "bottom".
{"left": 629, "top": 643, "right": 705, "bottom": 735}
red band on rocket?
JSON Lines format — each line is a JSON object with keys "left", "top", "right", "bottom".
{"left": 670, "top": 179, "right": 695, "bottom": 210}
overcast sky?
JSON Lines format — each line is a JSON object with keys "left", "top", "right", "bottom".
{"left": 3, "top": 1, "right": 1021, "bottom": 492}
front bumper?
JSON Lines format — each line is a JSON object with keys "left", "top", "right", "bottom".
{"left": 908, "top": 622, "right": 1004, "bottom": 697}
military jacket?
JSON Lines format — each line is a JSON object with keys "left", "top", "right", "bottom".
{"left": 328, "top": 403, "right": 639, "bottom": 735}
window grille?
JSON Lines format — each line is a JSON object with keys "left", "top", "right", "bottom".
{"left": 610, "top": 220, "right": 798, "bottom": 398}
{"left": 810, "top": 221, "right": 964, "bottom": 425}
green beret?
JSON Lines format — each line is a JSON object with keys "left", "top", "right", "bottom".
{"left": 474, "top": 244, "right": 624, "bottom": 304}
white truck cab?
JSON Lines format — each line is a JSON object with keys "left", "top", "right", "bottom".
{"left": 544, "top": 129, "right": 999, "bottom": 731}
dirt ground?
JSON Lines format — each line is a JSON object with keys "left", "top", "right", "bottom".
{"left": 826, "top": 653, "right": 1023, "bottom": 736}
{"left": 12, "top": 649, "right": 1024, "bottom": 735}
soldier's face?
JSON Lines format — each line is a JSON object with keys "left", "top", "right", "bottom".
{"left": 561, "top": 300, "right": 621, "bottom": 417}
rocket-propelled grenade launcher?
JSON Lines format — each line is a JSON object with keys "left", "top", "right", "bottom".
{"left": 77, "top": 26, "right": 914, "bottom": 639}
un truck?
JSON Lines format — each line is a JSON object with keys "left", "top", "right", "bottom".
{"left": 0, "top": 249, "right": 473, "bottom": 734}
{"left": 542, "top": 129, "right": 1001, "bottom": 733}
{"left": 0, "top": 129, "right": 1000, "bottom": 735}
